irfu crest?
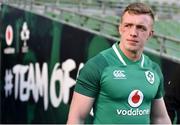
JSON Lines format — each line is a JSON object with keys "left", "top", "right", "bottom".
{"left": 145, "top": 71, "right": 154, "bottom": 84}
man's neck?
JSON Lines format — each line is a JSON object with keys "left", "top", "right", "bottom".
{"left": 120, "top": 45, "right": 142, "bottom": 62}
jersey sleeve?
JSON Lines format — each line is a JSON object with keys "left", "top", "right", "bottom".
{"left": 74, "top": 54, "right": 107, "bottom": 98}
{"left": 154, "top": 63, "right": 164, "bottom": 99}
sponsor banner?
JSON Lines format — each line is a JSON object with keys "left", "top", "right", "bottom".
{"left": 0, "top": 4, "right": 112, "bottom": 123}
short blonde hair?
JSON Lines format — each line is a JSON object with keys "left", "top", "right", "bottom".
{"left": 121, "top": 2, "right": 154, "bottom": 22}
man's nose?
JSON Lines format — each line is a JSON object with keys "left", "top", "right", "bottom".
{"left": 130, "top": 27, "right": 138, "bottom": 37}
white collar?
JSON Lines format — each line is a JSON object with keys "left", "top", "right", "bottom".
{"left": 112, "top": 44, "right": 144, "bottom": 68}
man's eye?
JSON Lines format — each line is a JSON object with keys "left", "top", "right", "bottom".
{"left": 124, "top": 24, "right": 131, "bottom": 28}
{"left": 137, "top": 26, "right": 147, "bottom": 31}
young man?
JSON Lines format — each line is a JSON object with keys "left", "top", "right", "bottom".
{"left": 67, "top": 2, "right": 171, "bottom": 124}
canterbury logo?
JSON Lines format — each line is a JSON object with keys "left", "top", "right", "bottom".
{"left": 113, "top": 70, "right": 126, "bottom": 79}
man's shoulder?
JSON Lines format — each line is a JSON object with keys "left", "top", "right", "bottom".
{"left": 86, "top": 46, "right": 119, "bottom": 69}
{"left": 143, "top": 54, "right": 160, "bottom": 69}
{"left": 88, "top": 47, "right": 114, "bottom": 62}
{"left": 86, "top": 50, "right": 109, "bottom": 67}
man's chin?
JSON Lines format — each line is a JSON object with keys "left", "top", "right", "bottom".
{"left": 126, "top": 47, "right": 138, "bottom": 53}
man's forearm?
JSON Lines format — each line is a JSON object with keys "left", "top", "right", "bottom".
{"left": 67, "top": 115, "right": 85, "bottom": 124}
{"left": 150, "top": 115, "right": 171, "bottom": 124}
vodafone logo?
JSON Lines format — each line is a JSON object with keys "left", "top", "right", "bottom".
{"left": 128, "top": 90, "right": 143, "bottom": 108}
{"left": 4, "top": 25, "right": 15, "bottom": 54}
{"left": 5, "top": 25, "right": 13, "bottom": 46}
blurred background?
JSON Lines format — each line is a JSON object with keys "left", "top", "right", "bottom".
{"left": 0, "top": 0, "right": 180, "bottom": 124}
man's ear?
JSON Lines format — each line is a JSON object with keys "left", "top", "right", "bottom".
{"left": 147, "top": 30, "right": 154, "bottom": 41}
{"left": 149, "top": 30, "right": 154, "bottom": 38}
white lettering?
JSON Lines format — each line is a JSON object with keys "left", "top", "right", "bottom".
{"left": 27, "top": 63, "right": 35, "bottom": 100}
{"left": 4, "top": 59, "right": 84, "bottom": 110}
{"left": 4, "top": 47, "right": 15, "bottom": 54}
{"left": 13, "top": 64, "right": 29, "bottom": 101}
{"left": 61, "top": 59, "right": 76, "bottom": 104}
{"left": 50, "top": 59, "right": 76, "bottom": 107}
{"left": 35, "top": 63, "right": 48, "bottom": 110}
{"left": 116, "top": 108, "right": 150, "bottom": 116}
{"left": 76, "top": 63, "right": 84, "bottom": 78}
{"left": 50, "top": 63, "right": 63, "bottom": 107}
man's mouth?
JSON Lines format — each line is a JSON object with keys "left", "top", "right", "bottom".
{"left": 127, "top": 39, "right": 138, "bottom": 43}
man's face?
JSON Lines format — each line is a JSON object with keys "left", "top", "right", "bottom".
{"left": 119, "top": 12, "right": 154, "bottom": 53}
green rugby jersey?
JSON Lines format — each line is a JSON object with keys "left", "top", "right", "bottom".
{"left": 75, "top": 42, "right": 164, "bottom": 124}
